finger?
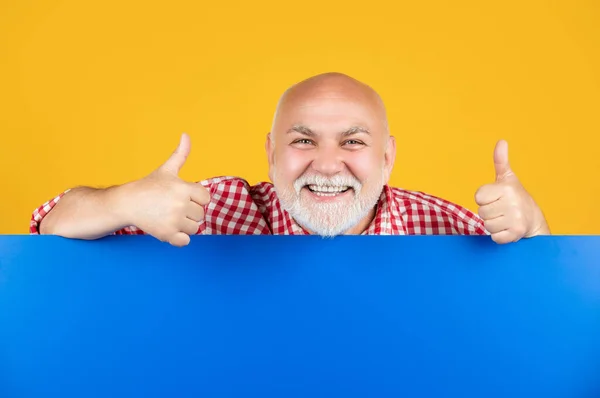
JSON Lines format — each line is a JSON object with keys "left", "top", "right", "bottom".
{"left": 169, "top": 232, "right": 191, "bottom": 247}
{"left": 180, "top": 218, "right": 200, "bottom": 236}
{"left": 493, "top": 139, "right": 514, "bottom": 182}
{"left": 478, "top": 199, "right": 504, "bottom": 220}
{"left": 189, "top": 183, "right": 211, "bottom": 205}
{"left": 161, "top": 133, "right": 191, "bottom": 175}
{"left": 491, "top": 230, "right": 519, "bottom": 245}
{"left": 493, "top": 139, "right": 510, "bottom": 178}
{"left": 483, "top": 216, "right": 510, "bottom": 234}
{"left": 186, "top": 202, "right": 205, "bottom": 222}
{"left": 474, "top": 183, "right": 504, "bottom": 206}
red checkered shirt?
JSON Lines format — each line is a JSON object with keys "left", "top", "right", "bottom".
{"left": 30, "top": 176, "right": 487, "bottom": 236}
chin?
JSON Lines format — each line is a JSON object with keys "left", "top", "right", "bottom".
{"left": 293, "top": 207, "right": 363, "bottom": 237}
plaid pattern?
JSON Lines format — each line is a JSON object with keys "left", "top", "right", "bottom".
{"left": 30, "top": 176, "right": 487, "bottom": 236}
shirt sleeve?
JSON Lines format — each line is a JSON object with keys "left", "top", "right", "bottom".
{"left": 392, "top": 188, "right": 488, "bottom": 236}
{"left": 445, "top": 205, "right": 488, "bottom": 235}
{"left": 197, "top": 177, "right": 271, "bottom": 235}
{"left": 421, "top": 198, "right": 488, "bottom": 236}
{"left": 30, "top": 190, "right": 70, "bottom": 235}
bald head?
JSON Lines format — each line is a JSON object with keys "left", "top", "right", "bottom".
{"left": 271, "top": 72, "right": 389, "bottom": 141}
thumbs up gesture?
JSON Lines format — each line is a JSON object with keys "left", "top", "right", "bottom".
{"left": 121, "top": 133, "right": 210, "bottom": 247}
{"left": 474, "top": 140, "right": 550, "bottom": 244}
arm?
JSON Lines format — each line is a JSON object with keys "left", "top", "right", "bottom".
{"left": 32, "top": 133, "right": 210, "bottom": 247}
{"left": 36, "top": 184, "right": 138, "bottom": 239}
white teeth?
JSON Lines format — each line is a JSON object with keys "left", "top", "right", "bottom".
{"left": 315, "top": 192, "right": 339, "bottom": 196}
{"left": 308, "top": 185, "right": 348, "bottom": 193}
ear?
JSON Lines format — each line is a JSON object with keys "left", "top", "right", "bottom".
{"left": 383, "top": 135, "right": 396, "bottom": 184}
{"left": 265, "top": 133, "right": 275, "bottom": 181}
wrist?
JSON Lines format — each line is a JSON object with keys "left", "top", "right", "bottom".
{"left": 106, "top": 182, "right": 137, "bottom": 230}
{"left": 528, "top": 208, "right": 551, "bottom": 237}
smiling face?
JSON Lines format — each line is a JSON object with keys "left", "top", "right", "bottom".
{"left": 266, "top": 73, "right": 396, "bottom": 236}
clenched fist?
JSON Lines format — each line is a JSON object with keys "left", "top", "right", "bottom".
{"left": 119, "top": 133, "right": 210, "bottom": 247}
{"left": 475, "top": 140, "right": 550, "bottom": 244}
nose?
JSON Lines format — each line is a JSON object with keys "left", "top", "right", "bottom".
{"left": 310, "top": 145, "right": 345, "bottom": 176}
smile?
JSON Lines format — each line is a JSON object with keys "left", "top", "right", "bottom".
{"left": 306, "top": 185, "right": 352, "bottom": 197}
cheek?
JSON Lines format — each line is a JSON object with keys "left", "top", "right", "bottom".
{"left": 275, "top": 147, "right": 311, "bottom": 183}
{"left": 345, "top": 151, "right": 383, "bottom": 182}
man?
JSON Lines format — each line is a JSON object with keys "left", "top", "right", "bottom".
{"left": 31, "top": 72, "right": 551, "bottom": 246}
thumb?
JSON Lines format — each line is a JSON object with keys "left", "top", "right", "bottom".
{"left": 161, "top": 133, "right": 191, "bottom": 174}
{"left": 493, "top": 139, "right": 513, "bottom": 181}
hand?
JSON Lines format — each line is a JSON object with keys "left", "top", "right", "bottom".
{"left": 120, "top": 133, "right": 210, "bottom": 247}
{"left": 474, "top": 140, "right": 550, "bottom": 244}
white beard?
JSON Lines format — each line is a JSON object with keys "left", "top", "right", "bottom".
{"left": 273, "top": 170, "right": 384, "bottom": 237}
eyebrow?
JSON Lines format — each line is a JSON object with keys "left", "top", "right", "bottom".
{"left": 287, "top": 125, "right": 316, "bottom": 137}
{"left": 286, "top": 125, "right": 371, "bottom": 137}
{"left": 341, "top": 126, "right": 371, "bottom": 137}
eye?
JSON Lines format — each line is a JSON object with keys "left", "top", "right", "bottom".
{"left": 343, "top": 139, "right": 365, "bottom": 146}
{"left": 292, "top": 139, "right": 315, "bottom": 145}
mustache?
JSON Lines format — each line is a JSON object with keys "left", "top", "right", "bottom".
{"left": 293, "top": 173, "right": 362, "bottom": 193}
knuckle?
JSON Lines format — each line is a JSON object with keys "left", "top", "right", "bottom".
{"left": 484, "top": 222, "right": 493, "bottom": 232}
{"left": 474, "top": 189, "right": 484, "bottom": 204}
{"left": 176, "top": 184, "right": 191, "bottom": 199}
{"left": 513, "top": 211, "right": 523, "bottom": 222}
{"left": 197, "top": 189, "right": 211, "bottom": 204}
{"left": 477, "top": 206, "right": 485, "bottom": 218}
{"left": 167, "top": 214, "right": 180, "bottom": 228}
{"left": 167, "top": 203, "right": 186, "bottom": 220}
{"left": 502, "top": 185, "right": 515, "bottom": 197}
{"left": 514, "top": 224, "right": 527, "bottom": 237}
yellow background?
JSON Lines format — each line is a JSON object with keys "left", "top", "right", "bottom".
{"left": 1, "top": 0, "right": 598, "bottom": 234}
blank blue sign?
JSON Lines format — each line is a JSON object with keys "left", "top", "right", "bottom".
{"left": 0, "top": 235, "right": 599, "bottom": 397}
